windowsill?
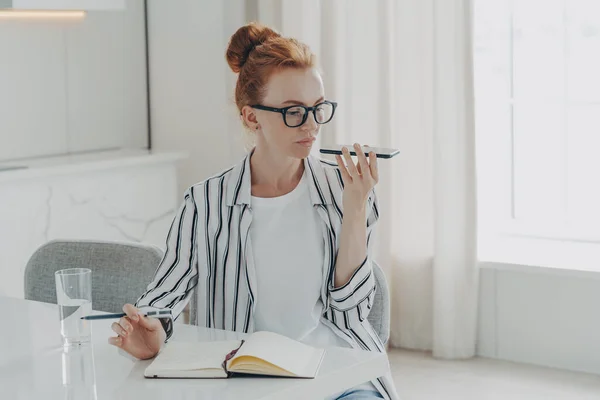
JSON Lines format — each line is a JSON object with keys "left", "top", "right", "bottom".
{"left": 479, "top": 233, "right": 600, "bottom": 276}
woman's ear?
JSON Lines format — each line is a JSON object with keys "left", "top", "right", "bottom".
{"left": 241, "top": 105, "right": 259, "bottom": 130}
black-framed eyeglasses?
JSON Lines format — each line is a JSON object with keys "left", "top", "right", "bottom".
{"left": 251, "top": 101, "right": 338, "bottom": 128}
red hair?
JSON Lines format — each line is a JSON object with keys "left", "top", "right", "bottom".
{"left": 225, "top": 22, "right": 316, "bottom": 122}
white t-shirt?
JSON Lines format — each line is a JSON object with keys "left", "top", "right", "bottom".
{"left": 249, "top": 173, "right": 350, "bottom": 349}
{"left": 249, "top": 172, "right": 378, "bottom": 396}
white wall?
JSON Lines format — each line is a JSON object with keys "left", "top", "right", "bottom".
{"left": 0, "top": 0, "right": 148, "bottom": 162}
{"left": 147, "top": 0, "right": 247, "bottom": 195}
{"left": 477, "top": 264, "right": 600, "bottom": 375}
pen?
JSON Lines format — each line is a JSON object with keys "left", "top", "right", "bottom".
{"left": 80, "top": 310, "right": 173, "bottom": 320}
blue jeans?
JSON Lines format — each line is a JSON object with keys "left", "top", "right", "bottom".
{"left": 334, "top": 388, "right": 385, "bottom": 399}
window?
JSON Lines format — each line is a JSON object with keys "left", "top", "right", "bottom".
{"left": 474, "top": 0, "right": 600, "bottom": 271}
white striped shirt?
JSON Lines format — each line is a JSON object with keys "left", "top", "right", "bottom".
{"left": 136, "top": 152, "right": 399, "bottom": 399}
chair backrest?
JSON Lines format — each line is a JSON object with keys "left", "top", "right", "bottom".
{"left": 24, "top": 240, "right": 164, "bottom": 313}
{"left": 369, "top": 261, "right": 391, "bottom": 345}
{"left": 190, "top": 260, "right": 391, "bottom": 345}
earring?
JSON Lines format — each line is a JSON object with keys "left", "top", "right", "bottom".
{"left": 255, "top": 125, "right": 260, "bottom": 130}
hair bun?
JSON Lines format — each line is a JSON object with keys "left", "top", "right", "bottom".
{"left": 226, "top": 22, "right": 281, "bottom": 73}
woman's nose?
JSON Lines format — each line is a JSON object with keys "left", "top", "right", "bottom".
{"left": 303, "top": 112, "right": 318, "bottom": 131}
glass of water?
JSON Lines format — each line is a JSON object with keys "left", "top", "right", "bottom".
{"left": 55, "top": 268, "right": 92, "bottom": 346}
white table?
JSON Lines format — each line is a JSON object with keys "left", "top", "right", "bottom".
{"left": 0, "top": 296, "right": 390, "bottom": 399}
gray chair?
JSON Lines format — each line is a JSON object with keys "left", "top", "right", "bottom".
{"left": 190, "top": 261, "right": 391, "bottom": 345}
{"left": 369, "top": 261, "right": 391, "bottom": 345}
{"left": 24, "top": 240, "right": 164, "bottom": 313}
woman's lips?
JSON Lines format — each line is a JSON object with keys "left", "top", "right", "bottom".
{"left": 296, "top": 137, "right": 316, "bottom": 146}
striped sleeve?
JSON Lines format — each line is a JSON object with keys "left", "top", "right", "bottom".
{"left": 135, "top": 186, "right": 200, "bottom": 339}
{"left": 328, "top": 189, "right": 380, "bottom": 328}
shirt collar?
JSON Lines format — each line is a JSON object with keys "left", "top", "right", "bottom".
{"left": 225, "top": 151, "right": 333, "bottom": 206}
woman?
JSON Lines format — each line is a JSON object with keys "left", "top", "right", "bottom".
{"left": 108, "top": 22, "right": 398, "bottom": 400}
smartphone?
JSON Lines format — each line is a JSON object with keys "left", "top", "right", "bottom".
{"left": 319, "top": 145, "right": 400, "bottom": 159}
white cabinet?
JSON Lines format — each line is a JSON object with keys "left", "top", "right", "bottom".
{"left": 0, "top": 0, "right": 146, "bottom": 162}
{"left": 0, "top": 0, "right": 125, "bottom": 10}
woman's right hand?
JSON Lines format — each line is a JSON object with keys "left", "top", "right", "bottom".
{"left": 108, "top": 303, "right": 166, "bottom": 360}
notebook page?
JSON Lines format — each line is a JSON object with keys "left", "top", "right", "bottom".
{"left": 229, "top": 331, "right": 324, "bottom": 377}
{"left": 150, "top": 340, "right": 242, "bottom": 371}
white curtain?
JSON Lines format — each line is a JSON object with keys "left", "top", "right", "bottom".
{"left": 250, "top": 0, "right": 479, "bottom": 359}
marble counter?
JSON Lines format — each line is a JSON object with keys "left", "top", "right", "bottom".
{"left": 0, "top": 150, "right": 186, "bottom": 298}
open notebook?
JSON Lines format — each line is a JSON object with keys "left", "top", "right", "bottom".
{"left": 144, "top": 331, "right": 325, "bottom": 379}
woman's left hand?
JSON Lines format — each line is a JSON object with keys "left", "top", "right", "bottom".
{"left": 335, "top": 143, "right": 379, "bottom": 216}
